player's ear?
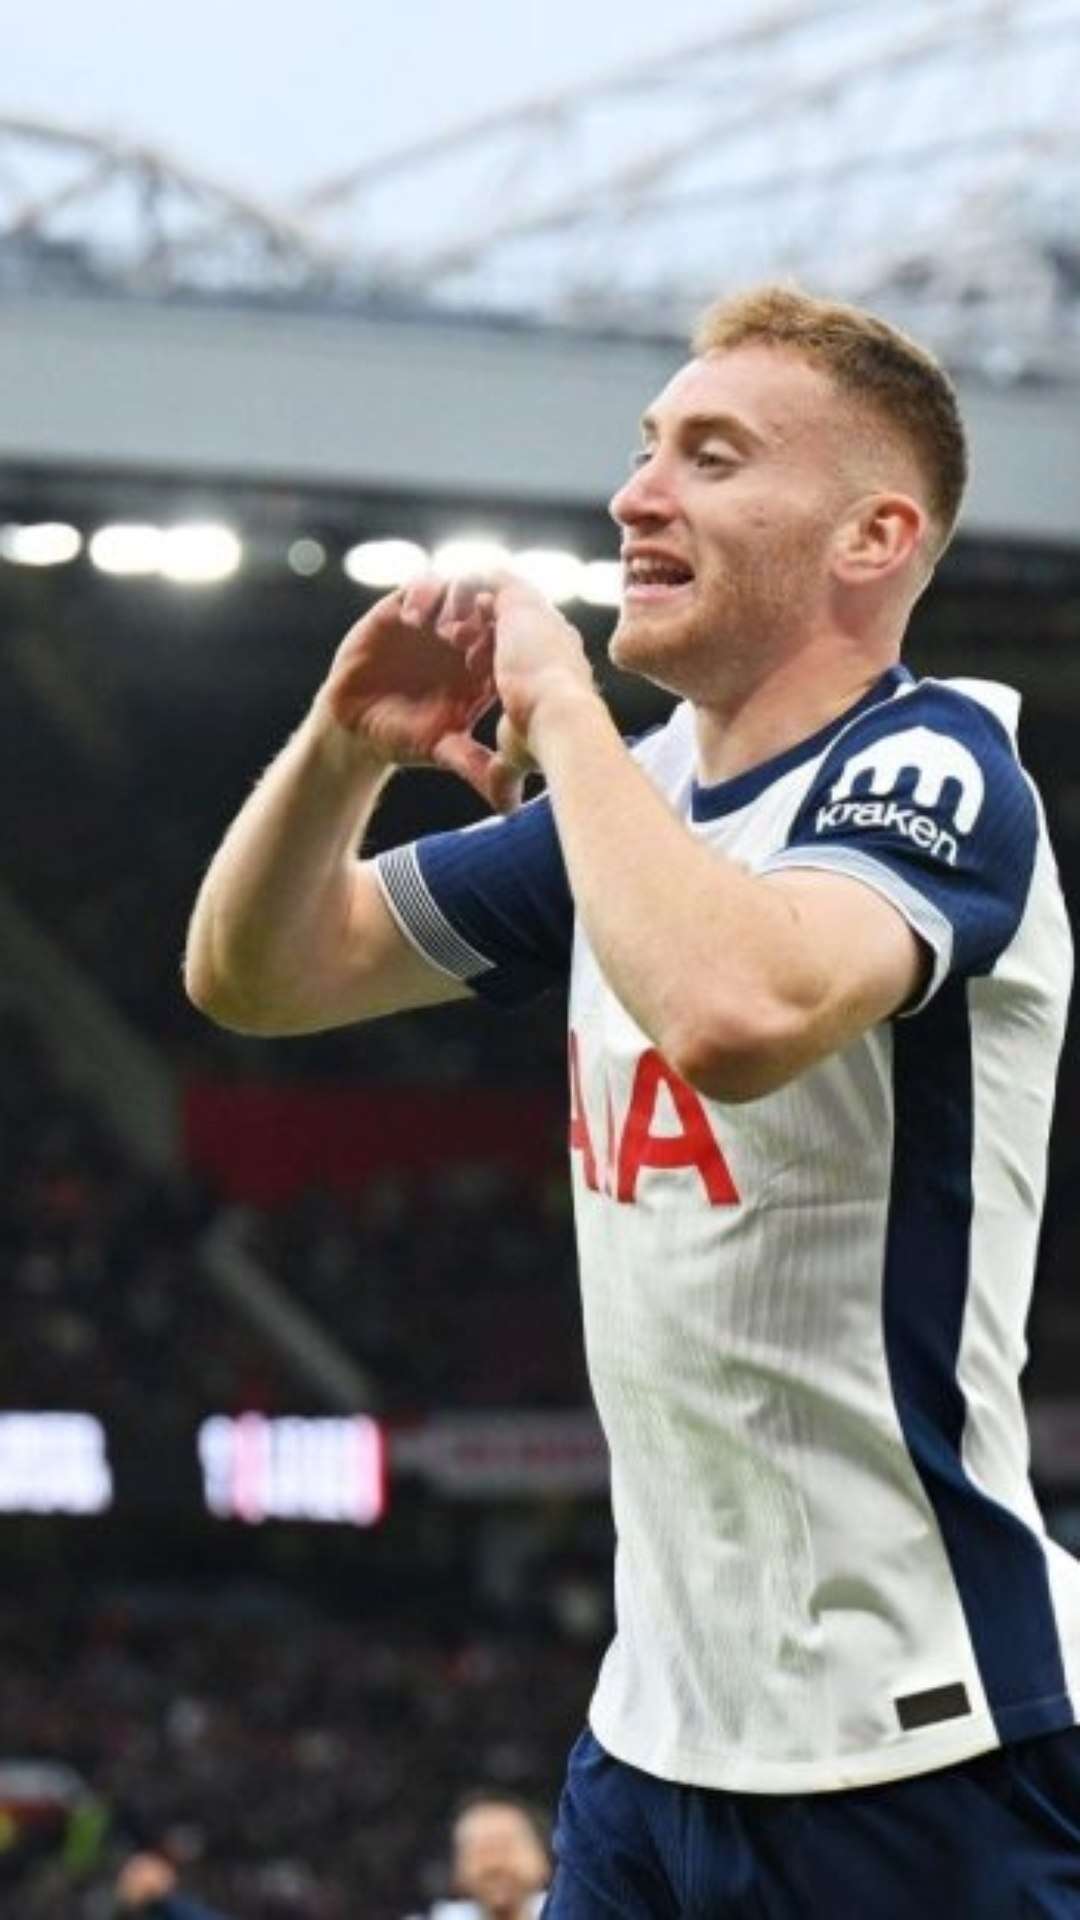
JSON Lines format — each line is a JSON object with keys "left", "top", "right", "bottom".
{"left": 832, "top": 492, "right": 926, "bottom": 587}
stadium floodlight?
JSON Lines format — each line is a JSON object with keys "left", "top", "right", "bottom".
{"left": 432, "top": 535, "right": 512, "bottom": 579}
{"left": 512, "top": 547, "right": 586, "bottom": 605}
{"left": 89, "top": 524, "right": 165, "bottom": 576}
{"left": 160, "top": 523, "right": 242, "bottom": 584}
{"left": 287, "top": 537, "right": 327, "bottom": 577}
{"left": 343, "top": 538, "right": 429, "bottom": 587}
{"left": 0, "top": 522, "right": 81, "bottom": 567}
{"left": 579, "top": 559, "right": 623, "bottom": 608}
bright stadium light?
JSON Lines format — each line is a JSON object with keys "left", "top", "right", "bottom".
{"left": 198, "top": 1412, "right": 386, "bottom": 1526}
{"left": 89, "top": 524, "right": 164, "bottom": 576}
{"left": 287, "top": 537, "right": 327, "bottom": 577}
{"left": 432, "top": 535, "right": 511, "bottom": 578}
{"left": 0, "top": 1413, "right": 112, "bottom": 1514}
{"left": 0, "top": 522, "right": 81, "bottom": 567}
{"left": 512, "top": 547, "right": 585, "bottom": 604}
{"left": 160, "top": 523, "right": 242, "bottom": 584}
{"left": 580, "top": 559, "right": 623, "bottom": 608}
{"left": 343, "top": 538, "right": 429, "bottom": 587}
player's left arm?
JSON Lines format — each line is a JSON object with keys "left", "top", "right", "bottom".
{"left": 479, "top": 576, "right": 1032, "bottom": 1103}
{"left": 524, "top": 692, "right": 926, "bottom": 1101}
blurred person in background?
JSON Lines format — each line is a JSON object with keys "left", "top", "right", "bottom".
{"left": 115, "top": 1789, "right": 550, "bottom": 1920}
{"left": 417, "top": 1789, "right": 551, "bottom": 1920}
{"left": 186, "top": 285, "right": 1080, "bottom": 1916}
{"left": 114, "top": 1850, "right": 227, "bottom": 1920}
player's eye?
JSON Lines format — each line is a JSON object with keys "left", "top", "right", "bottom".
{"left": 696, "top": 448, "right": 736, "bottom": 471}
{"left": 629, "top": 447, "right": 654, "bottom": 471}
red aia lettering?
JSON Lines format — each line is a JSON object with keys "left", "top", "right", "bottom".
{"left": 568, "top": 1033, "right": 739, "bottom": 1208}
{"left": 617, "top": 1049, "right": 739, "bottom": 1205}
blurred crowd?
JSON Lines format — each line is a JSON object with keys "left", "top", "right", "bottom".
{"left": 250, "top": 1170, "right": 585, "bottom": 1411}
{"left": 0, "top": 1008, "right": 587, "bottom": 1432}
{"left": 0, "top": 1012, "right": 294, "bottom": 1434}
{"left": 0, "top": 1594, "right": 589, "bottom": 1919}
{"left": 0, "top": 1012, "right": 597, "bottom": 1916}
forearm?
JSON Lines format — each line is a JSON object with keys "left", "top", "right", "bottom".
{"left": 532, "top": 693, "right": 824, "bottom": 1090}
{"left": 184, "top": 704, "right": 392, "bottom": 1031}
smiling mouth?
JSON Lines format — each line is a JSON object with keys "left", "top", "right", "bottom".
{"left": 624, "top": 580, "right": 694, "bottom": 604}
{"left": 623, "top": 559, "right": 695, "bottom": 604}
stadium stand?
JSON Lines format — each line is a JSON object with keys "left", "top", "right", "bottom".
{"left": 0, "top": 1597, "right": 594, "bottom": 1918}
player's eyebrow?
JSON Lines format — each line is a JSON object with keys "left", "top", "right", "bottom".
{"left": 638, "top": 409, "right": 765, "bottom": 454}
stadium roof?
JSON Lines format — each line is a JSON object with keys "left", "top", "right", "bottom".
{"left": 1, "top": 0, "right": 1078, "bottom": 382}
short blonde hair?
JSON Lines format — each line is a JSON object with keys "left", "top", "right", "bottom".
{"left": 692, "top": 284, "right": 967, "bottom": 555}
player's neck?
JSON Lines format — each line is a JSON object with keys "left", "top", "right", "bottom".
{"left": 692, "top": 641, "right": 896, "bottom": 787}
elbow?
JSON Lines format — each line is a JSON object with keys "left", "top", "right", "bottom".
{"left": 183, "top": 897, "right": 301, "bottom": 1035}
{"left": 663, "top": 996, "right": 808, "bottom": 1105}
{"left": 183, "top": 969, "right": 246, "bottom": 1034}
{"left": 183, "top": 941, "right": 335, "bottom": 1038}
{"left": 183, "top": 950, "right": 278, "bottom": 1036}
{"left": 182, "top": 949, "right": 218, "bottom": 1021}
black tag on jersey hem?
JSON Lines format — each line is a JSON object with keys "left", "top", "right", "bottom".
{"left": 895, "top": 1681, "right": 972, "bottom": 1731}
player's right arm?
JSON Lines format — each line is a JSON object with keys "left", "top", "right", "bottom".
{"left": 184, "top": 581, "right": 502, "bottom": 1036}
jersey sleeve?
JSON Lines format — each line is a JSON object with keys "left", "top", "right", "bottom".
{"left": 759, "top": 683, "right": 1038, "bottom": 1013}
{"left": 373, "top": 792, "right": 573, "bottom": 1006}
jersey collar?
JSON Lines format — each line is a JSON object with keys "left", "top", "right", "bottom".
{"left": 690, "top": 663, "right": 914, "bottom": 823}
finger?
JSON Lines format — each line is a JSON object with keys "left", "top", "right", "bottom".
{"left": 495, "top": 710, "right": 535, "bottom": 772}
{"left": 487, "top": 753, "right": 527, "bottom": 816}
{"left": 488, "top": 566, "right": 551, "bottom": 611}
{"left": 466, "top": 630, "right": 496, "bottom": 679}
{"left": 431, "top": 731, "right": 500, "bottom": 805}
{"left": 400, "top": 575, "right": 448, "bottom": 629}
{"left": 437, "top": 574, "right": 489, "bottom": 637}
{"left": 349, "top": 586, "right": 409, "bottom": 634}
{"left": 432, "top": 616, "right": 480, "bottom": 657}
{"left": 434, "top": 597, "right": 497, "bottom": 659}
{"left": 462, "top": 680, "right": 499, "bottom": 734}
{"left": 442, "top": 576, "right": 477, "bottom": 625}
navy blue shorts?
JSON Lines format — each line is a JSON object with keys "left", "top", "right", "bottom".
{"left": 543, "top": 1725, "right": 1080, "bottom": 1917}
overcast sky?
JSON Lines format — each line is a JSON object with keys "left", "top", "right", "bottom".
{"left": 6, "top": 0, "right": 724, "bottom": 200}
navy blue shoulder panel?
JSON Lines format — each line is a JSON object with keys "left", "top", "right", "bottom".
{"left": 773, "top": 681, "right": 1038, "bottom": 980}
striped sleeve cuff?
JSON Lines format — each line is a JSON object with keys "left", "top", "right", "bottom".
{"left": 759, "top": 844, "right": 954, "bottom": 1015}
{"left": 374, "top": 844, "right": 495, "bottom": 983}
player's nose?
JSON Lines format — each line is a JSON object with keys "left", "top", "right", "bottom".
{"left": 609, "top": 452, "right": 677, "bottom": 529}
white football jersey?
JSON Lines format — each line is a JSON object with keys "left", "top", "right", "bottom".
{"left": 375, "top": 665, "right": 1077, "bottom": 1792}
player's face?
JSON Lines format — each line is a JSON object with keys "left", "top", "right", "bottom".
{"left": 608, "top": 345, "right": 855, "bottom": 697}
{"left": 453, "top": 1803, "right": 548, "bottom": 1916}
